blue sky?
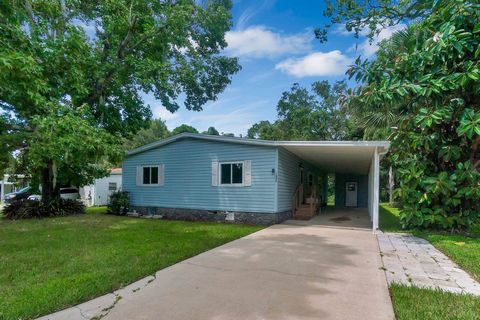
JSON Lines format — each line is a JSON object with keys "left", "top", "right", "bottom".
{"left": 151, "top": 0, "right": 403, "bottom": 136}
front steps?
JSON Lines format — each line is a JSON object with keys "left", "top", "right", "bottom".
{"left": 294, "top": 204, "right": 316, "bottom": 220}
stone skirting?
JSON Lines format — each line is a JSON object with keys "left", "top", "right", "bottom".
{"left": 129, "top": 206, "right": 292, "bottom": 225}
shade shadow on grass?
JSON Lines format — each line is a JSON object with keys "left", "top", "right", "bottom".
{"left": 379, "top": 203, "right": 404, "bottom": 232}
{"left": 0, "top": 211, "right": 262, "bottom": 320}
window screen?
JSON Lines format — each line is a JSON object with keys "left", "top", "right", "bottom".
{"left": 142, "top": 166, "right": 159, "bottom": 185}
{"left": 220, "top": 162, "right": 243, "bottom": 185}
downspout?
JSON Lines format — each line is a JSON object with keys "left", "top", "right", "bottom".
{"left": 377, "top": 147, "right": 389, "bottom": 158}
{"left": 274, "top": 148, "right": 279, "bottom": 215}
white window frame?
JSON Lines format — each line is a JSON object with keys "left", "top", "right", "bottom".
{"left": 108, "top": 182, "right": 117, "bottom": 191}
{"left": 219, "top": 161, "right": 245, "bottom": 187}
{"left": 141, "top": 165, "right": 161, "bottom": 186}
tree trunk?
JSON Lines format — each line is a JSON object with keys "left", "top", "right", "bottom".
{"left": 388, "top": 166, "right": 395, "bottom": 206}
{"left": 41, "top": 159, "right": 58, "bottom": 203}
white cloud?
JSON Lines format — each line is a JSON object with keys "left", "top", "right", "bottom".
{"left": 334, "top": 24, "right": 407, "bottom": 58}
{"left": 237, "top": 6, "right": 258, "bottom": 31}
{"left": 355, "top": 24, "right": 406, "bottom": 57}
{"left": 225, "top": 26, "right": 312, "bottom": 58}
{"left": 275, "top": 50, "right": 353, "bottom": 77}
{"left": 151, "top": 105, "right": 179, "bottom": 121}
{"left": 332, "top": 24, "right": 358, "bottom": 36}
{"left": 236, "top": 0, "right": 276, "bottom": 30}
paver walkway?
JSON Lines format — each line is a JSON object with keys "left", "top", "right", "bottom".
{"left": 378, "top": 233, "right": 480, "bottom": 295}
{"left": 39, "top": 218, "right": 394, "bottom": 320}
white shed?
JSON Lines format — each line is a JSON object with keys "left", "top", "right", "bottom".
{"left": 0, "top": 180, "right": 14, "bottom": 201}
{"left": 80, "top": 168, "right": 122, "bottom": 206}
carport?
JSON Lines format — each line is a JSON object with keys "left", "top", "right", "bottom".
{"left": 126, "top": 133, "right": 389, "bottom": 229}
{"left": 277, "top": 141, "right": 390, "bottom": 230}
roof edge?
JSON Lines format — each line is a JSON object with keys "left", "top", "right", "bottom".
{"left": 127, "top": 132, "right": 390, "bottom": 156}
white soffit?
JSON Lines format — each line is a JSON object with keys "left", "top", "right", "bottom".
{"left": 281, "top": 145, "right": 379, "bottom": 174}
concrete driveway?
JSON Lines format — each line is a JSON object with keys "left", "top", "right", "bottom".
{"left": 103, "top": 220, "right": 394, "bottom": 320}
{"left": 39, "top": 211, "right": 394, "bottom": 320}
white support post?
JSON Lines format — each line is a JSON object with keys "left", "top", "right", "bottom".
{"left": 0, "top": 176, "right": 4, "bottom": 202}
{"left": 372, "top": 147, "right": 380, "bottom": 231}
{"left": 368, "top": 160, "right": 373, "bottom": 221}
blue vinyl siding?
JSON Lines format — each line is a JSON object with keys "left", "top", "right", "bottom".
{"left": 276, "top": 148, "right": 302, "bottom": 212}
{"left": 123, "top": 138, "right": 277, "bottom": 213}
{"left": 334, "top": 173, "right": 368, "bottom": 208}
{"left": 276, "top": 147, "right": 321, "bottom": 212}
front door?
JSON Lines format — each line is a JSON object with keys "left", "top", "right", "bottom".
{"left": 345, "top": 182, "right": 358, "bottom": 207}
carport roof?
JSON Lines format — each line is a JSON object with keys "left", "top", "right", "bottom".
{"left": 128, "top": 133, "right": 389, "bottom": 174}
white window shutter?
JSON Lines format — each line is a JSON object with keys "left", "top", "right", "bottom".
{"left": 244, "top": 160, "right": 252, "bottom": 186}
{"left": 212, "top": 161, "right": 218, "bottom": 186}
{"left": 159, "top": 164, "right": 165, "bottom": 186}
{"left": 136, "top": 166, "right": 142, "bottom": 186}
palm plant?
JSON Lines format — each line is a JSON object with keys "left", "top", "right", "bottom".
{"left": 347, "top": 25, "right": 429, "bottom": 140}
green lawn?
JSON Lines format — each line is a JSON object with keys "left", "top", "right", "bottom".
{"left": 390, "top": 284, "right": 480, "bottom": 320}
{"left": 380, "top": 203, "right": 480, "bottom": 319}
{"left": 0, "top": 207, "right": 262, "bottom": 320}
{"left": 327, "top": 194, "right": 335, "bottom": 206}
{"left": 415, "top": 232, "right": 480, "bottom": 282}
{"left": 379, "top": 202, "right": 403, "bottom": 232}
{"left": 380, "top": 203, "right": 480, "bottom": 282}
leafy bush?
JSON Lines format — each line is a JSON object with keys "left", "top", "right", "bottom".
{"left": 347, "top": 1, "right": 480, "bottom": 230}
{"left": 3, "top": 198, "right": 85, "bottom": 220}
{"left": 107, "top": 191, "right": 129, "bottom": 215}
{"left": 45, "top": 198, "right": 85, "bottom": 216}
{"left": 3, "top": 200, "right": 42, "bottom": 219}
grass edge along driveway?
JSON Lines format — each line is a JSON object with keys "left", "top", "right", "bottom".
{"left": 0, "top": 207, "right": 262, "bottom": 320}
{"left": 380, "top": 203, "right": 480, "bottom": 320}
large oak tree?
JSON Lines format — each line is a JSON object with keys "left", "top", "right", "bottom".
{"left": 0, "top": 0, "right": 240, "bottom": 201}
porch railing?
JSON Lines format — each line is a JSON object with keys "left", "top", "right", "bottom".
{"left": 292, "top": 184, "right": 319, "bottom": 219}
{"left": 291, "top": 184, "right": 303, "bottom": 218}
{"left": 309, "top": 185, "right": 317, "bottom": 217}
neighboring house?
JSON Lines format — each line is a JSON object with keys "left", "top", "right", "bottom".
{"left": 0, "top": 174, "right": 28, "bottom": 202}
{"left": 80, "top": 168, "right": 122, "bottom": 206}
{"left": 123, "top": 133, "right": 389, "bottom": 229}
{"left": 0, "top": 180, "right": 14, "bottom": 202}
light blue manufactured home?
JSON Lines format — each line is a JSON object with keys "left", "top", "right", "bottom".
{"left": 123, "top": 133, "right": 389, "bottom": 228}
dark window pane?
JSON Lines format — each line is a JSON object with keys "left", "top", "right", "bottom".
{"left": 221, "top": 164, "right": 231, "bottom": 184}
{"left": 143, "top": 167, "right": 150, "bottom": 184}
{"left": 108, "top": 183, "right": 117, "bottom": 191}
{"left": 60, "top": 188, "right": 78, "bottom": 194}
{"left": 151, "top": 167, "right": 159, "bottom": 184}
{"left": 232, "top": 163, "right": 243, "bottom": 184}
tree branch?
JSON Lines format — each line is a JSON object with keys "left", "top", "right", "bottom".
{"left": 24, "top": 0, "right": 36, "bottom": 26}
{"left": 4, "top": 123, "right": 34, "bottom": 132}
{"left": 473, "top": 159, "right": 480, "bottom": 170}
{"left": 117, "top": 16, "right": 138, "bottom": 59}
{"left": 128, "top": 26, "right": 165, "bottom": 52}
{"left": 471, "top": 135, "right": 480, "bottom": 170}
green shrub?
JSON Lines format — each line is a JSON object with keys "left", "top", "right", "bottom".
{"left": 347, "top": 1, "right": 480, "bottom": 230}
{"left": 3, "top": 200, "right": 42, "bottom": 219}
{"left": 107, "top": 191, "right": 129, "bottom": 215}
{"left": 45, "top": 198, "right": 85, "bottom": 216}
{"left": 3, "top": 198, "right": 85, "bottom": 219}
